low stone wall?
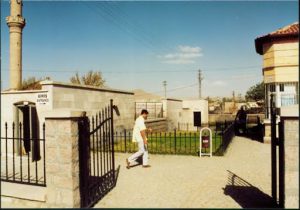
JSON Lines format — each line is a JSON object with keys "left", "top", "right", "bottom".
{"left": 1, "top": 196, "right": 46, "bottom": 208}
{"left": 209, "top": 114, "right": 235, "bottom": 124}
{"left": 1, "top": 182, "right": 47, "bottom": 208}
{"left": 209, "top": 113, "right": 265, "bottom": 124}
{"left": 145, "top": 118, "right": 167, "bottom": 132}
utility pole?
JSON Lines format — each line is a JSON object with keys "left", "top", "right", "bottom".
{"left": 232, "top": 90, "right": 237, "bottom": 113}
{"left": 163, "top": 81, "right": 167, "bottom": 99}
{"left": 198, "top": 70, "right": 204, "bottom": 99}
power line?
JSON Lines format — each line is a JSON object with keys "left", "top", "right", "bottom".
{"left": 1, "top": 65, "right": 263, "bottom": 73}
{"left": 80, "top": 1, "right": 168, "bottom": 56}
{"left": 134, "top": 83, "right": 198, "bottom": 97}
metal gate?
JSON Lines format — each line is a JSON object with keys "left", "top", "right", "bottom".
{"left": 270, "top": 94, "right": 285, "bottom": 208}
{"left": 78, "top": 100, "right": 120, "bottom": 208}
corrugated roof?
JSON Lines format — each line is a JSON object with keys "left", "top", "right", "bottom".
{"left": 255, "top": 22, "right": 299, "bottom": 55}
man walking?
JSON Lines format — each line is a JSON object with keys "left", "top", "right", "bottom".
{"left": 126, "top": 109, "right": 151, "bottom": 169}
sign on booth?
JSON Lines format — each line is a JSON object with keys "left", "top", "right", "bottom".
{"left": 199, "top": 127, "right": 212, "bottom": 157}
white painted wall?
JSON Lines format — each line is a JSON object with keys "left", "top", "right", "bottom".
{"left": 162, "top": 99, "right": 183, "bottom": 130}
{"left": 161, "top": 98, "right": 209, "bottom": 131}
{"left": 181, "top": 100, "right": 209, "bottom": 131}
{"left": 1, "top": 81, "right": 135, "bottom": 155}
{"left": 1, "top": 90, "right": 51, "bottom": 137}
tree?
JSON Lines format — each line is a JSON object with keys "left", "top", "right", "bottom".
{"left": 245, "top": 82, "right": 264, "bottom": 101}
{"left": 70, "top": 71, "right": 105, "bottom": 87}
{"left": 21, "top": 76, "right": 51, "bottom": 90}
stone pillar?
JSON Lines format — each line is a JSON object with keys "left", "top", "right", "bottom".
{"left": 280, "top": 105, "right": 299, "bottom": 208}
{"left": 6, "top": 0, "right": 26, "bottom": 90}
{"left": 45, "top": 110, "right": 84, "bottom": 208}
{"left": 283, "top": 118, "right": 299, "bottom": 208}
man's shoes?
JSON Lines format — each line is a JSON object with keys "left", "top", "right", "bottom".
{"left": 142, "top": 165, "right": 151, "bottom": 168}
{"left": 126, "top": 159, "right": 130, "bottom": 169}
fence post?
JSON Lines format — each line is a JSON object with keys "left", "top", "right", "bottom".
{"left": 270, "top": 94, "right": 277, "bottom": 203}
{"left": 124, "top": 129, "right": 127, "bottom": 153}
{"left": 174, "top": 129, "right": 177, "bottom": 154}
{"left": 45, "top": 110, "right": 83, "bottom": 208}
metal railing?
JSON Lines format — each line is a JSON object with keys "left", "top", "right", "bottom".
{"left": 114, "top": 121, "right": 235, "bottom": 156}
{"left": 135, "top": 102, "right": 163, "bottom": 119}
{"left": 1, "top": 122, "right": 46, "bottom": 187}
{"left": 214, "top": 122, "right": 235, "bottom": 155}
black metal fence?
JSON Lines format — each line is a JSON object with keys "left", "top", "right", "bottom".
{"left": 114, "top": 121, "right": 235, "bottom": 156}
{"left": 214, "top": 121, "right": 235, "bottom": 155}
{"left": 78, "top": 100, "right": 118, "bottom": 208}
{"left": 1, "top": 122, "right": 46, "bottom": 186}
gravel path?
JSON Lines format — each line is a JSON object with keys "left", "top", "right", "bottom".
{"left": 94, "top": 136, "right": 274, "bottom": 208}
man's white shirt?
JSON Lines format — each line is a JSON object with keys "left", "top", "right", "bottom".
{"left": 132, "top": 115, "right": 146, "bottom": 142}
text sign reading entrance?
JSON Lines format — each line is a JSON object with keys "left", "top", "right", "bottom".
{"left": 37, "top": 93, "right": 49, "bottom": 105}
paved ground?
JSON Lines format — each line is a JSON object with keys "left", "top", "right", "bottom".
{"left": 94, "top": 136, "right": 275, "bottom": 208}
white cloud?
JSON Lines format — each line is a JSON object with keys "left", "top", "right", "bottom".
{"left": 159, "top": 45, "right": 203, "bottom": 64}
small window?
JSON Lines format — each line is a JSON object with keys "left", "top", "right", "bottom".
{"left": 279, "top": 84, "right": 284, "bottom": 92}
{"left": 269, "top": 84, "right": 275, "bottom": 92}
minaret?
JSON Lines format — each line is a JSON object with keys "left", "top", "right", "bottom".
{"left": 6, "top": 0, "right": 26, "bottom": 90}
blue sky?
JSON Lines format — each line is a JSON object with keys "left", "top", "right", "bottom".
{"left": 1, "top": 0, "right": 298, "bottom": 98}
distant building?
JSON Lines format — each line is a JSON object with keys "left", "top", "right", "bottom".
{"left": 180, "top": 99, "right": 209, "bottom": 130}
{"left": 133, "top": 89, "right": 209, "bottom": 131}
{"left": 223, "top": 102, "right": 246, "bottom": 114}
{"left": 255, "top": 22, "right": 299, "bottom": 143}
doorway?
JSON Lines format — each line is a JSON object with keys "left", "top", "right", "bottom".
{"left": 15, "top": 102, "right": 41, "bottom": 161}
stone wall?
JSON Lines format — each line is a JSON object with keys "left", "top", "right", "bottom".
{"left": 145, "top": 118, "right": 167, "bottom": 132}
{"left": 209, "top": 113, "right": 265, "bottom": 125}
{"left": 1, "top": 196, "right": 46, "bottom": 208}
{"left": 1, "top": 81, "right": 135, "bottom": 137}
{"left": 41, "top": 81, "right": 135, "bottom": 131}
{"left": 209, "top": 114, "right": 235, "bottom": 124}
{"left": 283, "top": 117, "right": 299, "bottom": 208}
{"left": 1, "top": 182, "right": 47, "bottom": 208}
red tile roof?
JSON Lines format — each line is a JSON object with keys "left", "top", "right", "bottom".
{"left": 269, "top": 22, "right": 299, "bottom": 36}
{"left": 255, "top": 22, "right": 299, "bottom": 55}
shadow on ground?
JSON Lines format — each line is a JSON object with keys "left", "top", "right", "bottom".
{"left": 115, "top": 165, "right": 121, "bottom": 183}
{"left": 223, "top": 170, "right": 279, "bottom": 208}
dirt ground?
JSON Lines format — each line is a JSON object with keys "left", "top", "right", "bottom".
{"left": 94, "top": 136, "right": 275, "bottom": 208}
